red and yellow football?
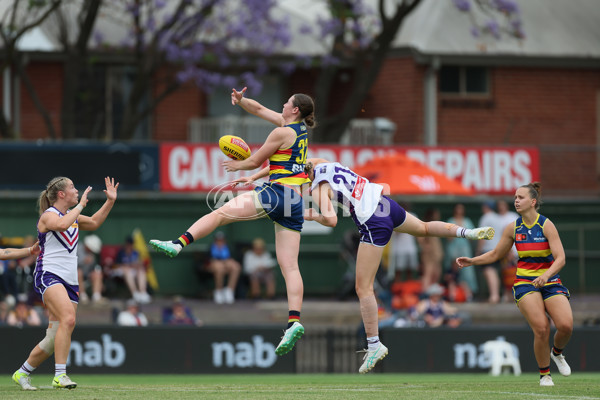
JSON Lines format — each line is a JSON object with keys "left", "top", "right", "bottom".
{"left": 218, "top": 135, "right": 251, "bottom": 160}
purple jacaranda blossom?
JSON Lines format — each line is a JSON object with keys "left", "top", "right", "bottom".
{"left": 470, "top": 26, "right": 480, "bottom": 38}
{"left": 493, "top": 0, "right": 519, "bottom": 14}
{"left": 154, "top": 0, "right": 166, "bottom": 9}
{"left": 299, "top": 23, "right": 313, "bottom": 35}
{"left": 453, "top": 0, "right": 471, "bottom": 12}
{"left": 485, "top": 19, "right": 500, "bottom": 39}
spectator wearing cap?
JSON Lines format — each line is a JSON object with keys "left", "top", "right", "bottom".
{"left": 410, "top": 283, "right": 461, "bottom": 328}
{"left": 243, "top": 238, "right": 277, "bottom": 299}
{"left": 114, "top": 236, "right": 151, "bottom": 304}
{"left": 116, "top": 299, "right": 148, "bottom": 326}
{"left": 77, "top": 234, "right": 108, "bottom": 305}
{"left": 476, "top": 200, "right": 504, "bottom": 303}
{"left": 208, "top": 231, "right": 241, "bottom": 304}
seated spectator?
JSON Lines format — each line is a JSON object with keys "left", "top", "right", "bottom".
{"left": 15, "top": 235, "right": 37, "bottom": 303}
{"left": 6, "top": 300, "right": 42, "bottom": 327}
{"left": 113, "top": 236, "right": 151, "bottom": 304}
{"left": 410, "top": 283, "right": 461, "bottom": 328}
{"left": 163, "top": 296, "right": 203, "bottom": 326}
{"left": 0, "top": 300, "right": 9, "bottom": 325}
{"left": 77, "top": 234, "right": 108, "bottom": 305}
{"left": 243, "top": 238, "right": 277, "bottom": 299}
{"left": 116, "top": 299, "right": 148, "bottom": 326}
{"left": 208, "top": 232, "right": 241, "bottom": 304}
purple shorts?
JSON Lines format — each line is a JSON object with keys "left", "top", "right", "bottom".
{"left": 34, "top": 271, "right": 80, "bottom": 304}
{"left": 352, "top": 196, "right": 407, "bottom": 247}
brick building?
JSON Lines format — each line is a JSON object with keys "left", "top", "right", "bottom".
{"left": 1, "top": 0, "right": 599, "bottom": 197}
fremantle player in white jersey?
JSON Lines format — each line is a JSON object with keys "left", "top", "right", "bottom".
{"left": 11, "top": 176, "right": 119, "bottom": 391}
{"left": 304, "top": 159, "right": 495, "bottom": 374}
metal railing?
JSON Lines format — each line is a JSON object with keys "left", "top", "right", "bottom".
{"left": 296, "top": 326, "right": 363, "bottom": 373}
{"left": 557, "top": 222, "right": 600, "bottom": 293}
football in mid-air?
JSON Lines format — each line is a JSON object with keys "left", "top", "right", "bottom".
{"left": 219, "top": 135, "right": 251, "bottom": 160}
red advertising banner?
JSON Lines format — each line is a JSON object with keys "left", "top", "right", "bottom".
{"left": 159, "top": 143, "right": 539, "bottom": 195}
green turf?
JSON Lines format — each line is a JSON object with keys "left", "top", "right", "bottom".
{"left": 2, "top": 373, "right": 599, "bottom": 399}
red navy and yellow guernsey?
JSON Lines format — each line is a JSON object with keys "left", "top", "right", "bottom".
{"left": 268, "top": 121, "right": 310, "bottom": 186}
{"left": 512, "top": 213, "right": 570, "bottom": 303}
{"left": 253, "top": 121, "right": 309, "bottom": 232}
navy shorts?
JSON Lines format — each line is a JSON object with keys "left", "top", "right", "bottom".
{"left": 254, "top": 182, "right": 304, "bottom": 232}
{"left": 513, "top": 282, "right": 570, "bottom": 304}
{"left": 352, "top": 196, "right": 407, "bottom": 247}
{"left": 34, "top": 271, "right": 80, "bottom": 304}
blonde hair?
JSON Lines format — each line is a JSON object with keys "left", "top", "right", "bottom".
{"left": 38, "top": 177, "right": 69, "bottom": 215}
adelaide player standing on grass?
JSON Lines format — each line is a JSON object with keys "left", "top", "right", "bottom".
{"left": 303, "top": 158, "right": 495, "bottom": 373}
{"left": 456, "top": 182, "right": 573, "bottom": 387}
{"left": 12, "top": 176, "right": 119, "bottom": 391}
{"left": 150, "top": 87, "right": 315, "bottom": 356}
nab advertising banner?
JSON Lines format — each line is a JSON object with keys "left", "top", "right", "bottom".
{"left": 0, "top": 326, "right": 294, "bottom": 374}
{"left": 159, "top": 144, "right": 539, "bottom": 195}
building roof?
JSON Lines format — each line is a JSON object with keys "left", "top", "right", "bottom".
{"left": 396, "top": 0, "right": 600, "bottom": 65}
{"left": 3, "top": 0, "right": 600, "bottom": 66}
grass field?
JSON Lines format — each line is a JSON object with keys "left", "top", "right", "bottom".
{"left": 2, "top": 373, "right": 600, "bottom": 400}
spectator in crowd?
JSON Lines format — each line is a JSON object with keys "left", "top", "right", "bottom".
{"left": 410, "top": 283, "right": 461, "bottom": 328}
{"left": 444, "top": 203, "right": 478, "bottom": 301}
{"left": 116, "top": 299, "right": 148, "bottom": 326}
{"left": 208, "top": 231, "right": 241, "bottom": 304}
{"left": 0, "top": 300, "right": 10, "bottom": 325}
{"left": 476, "top": 201, "right": 504, "bottom": 303}
{"left": 387, "top": 228, "right": 419, "bottom": 283}
{"left": 163, "top": 296, "right": 203, "bottom": 326}
{"left": 114, "top": 236, "right": 151, "bottom": 304}
{"left": 0, "top": 257, "right": 18, "bottom": 307}
{"left": 243, "top": 238, "right": 277, "bottom": 299}
{"left": 496, "top": 199, "right": 520, "bottom": 302}
{"left": 6, "top": 300, "right": 42, "bottom": 328}
{"left": 15, "top": 236, "right": 38, "bottom": 303}
{"left": 77, "top": 234, "right": 107, "bottom": 305}
{"left": 418, "top": 208, "right": 444, "bottom": 290}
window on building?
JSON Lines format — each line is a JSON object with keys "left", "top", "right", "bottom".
{"left": 439, "top": 66, "right": 489, "bottom": 96}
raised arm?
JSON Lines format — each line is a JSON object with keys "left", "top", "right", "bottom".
{"left": 231, "top": 87, "right": 285, "bottom": 127}
{"left": 223, "top": 128, "right": 289, "bottom": 172}
{"left": 79, "top": 177, "right": 119, "bottom": 231}
{"left": 456, "top": 222, "right": 515, "bottom": 268}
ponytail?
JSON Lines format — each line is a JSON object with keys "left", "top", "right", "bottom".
{"left": 38, "top": 177, "right": 68, "bottom": 215}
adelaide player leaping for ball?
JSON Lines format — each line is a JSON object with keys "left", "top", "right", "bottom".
{"left": 150, "top": 87, "right": 315, "bottom": 356}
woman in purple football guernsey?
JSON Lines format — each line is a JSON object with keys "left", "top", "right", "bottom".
{"left": 11, "top": 176, "right": 118, "bottom": 391}
{"left": 304, "top": 158, "right": 494, "bottom": 374}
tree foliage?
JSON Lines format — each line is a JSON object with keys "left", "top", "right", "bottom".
{"left": 0, "top": 0, "right": 525, "bottom": 141}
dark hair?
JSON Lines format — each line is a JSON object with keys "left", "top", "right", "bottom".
{"left": 293, "top": 94, "right": 316, "bottom": 128}
{"left": 520, "top": 181, "right": 543, "bottom": 211}
{"left": 37, "top": 177, "right": 69, "bottom": 215}
{"left": 304, "top": 160, "right": 314, "bottom": 177}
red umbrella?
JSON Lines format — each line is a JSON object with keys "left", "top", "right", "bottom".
{"left": 352, "top": 153, "right": 473, "bottom": 196}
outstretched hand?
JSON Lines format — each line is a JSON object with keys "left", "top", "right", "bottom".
{"left": 103, "top": 176, "right": 119, "bottom": 201}
{"left": 223, "top": 159, "right": 242, "bottom": 172}
{"left": 455, "top": 257, "right": 473, "bottom": 269}
{"left": 79, "top": 186, "right": 92, "bottom": 208}
{"left": 231, "top": 87, "right": 247, "bottom": 106}
{"left": 30, "top": 241, "right": 41, "bottom": 256}
{"left": 231, "top": 176, "right": 254, "bottom": 188}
